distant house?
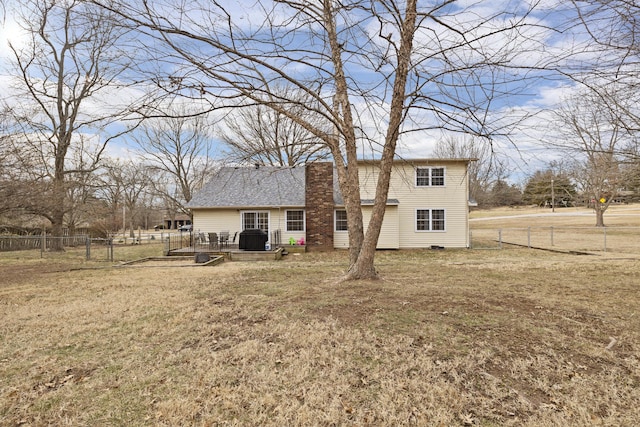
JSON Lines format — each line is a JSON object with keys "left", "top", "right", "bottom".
{"left": 186, "top": 159, "right": 474, "bottom": 250}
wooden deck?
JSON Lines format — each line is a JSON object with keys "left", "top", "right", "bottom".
{"left": 168, "top": 245, "right": 285, "bottom": 261}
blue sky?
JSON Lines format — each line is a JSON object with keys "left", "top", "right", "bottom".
{"left": 0, "top": 0, "right": 607, "bottom": 184}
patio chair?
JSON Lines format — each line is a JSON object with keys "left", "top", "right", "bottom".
{"left": 197, "top": 233, "right": 206, "bottom": 245}
{"left": 208, "top": 232, "right": 218, "bottom": 250}
{"left": 219, "top": 231, "right": 230, "bottom": 248}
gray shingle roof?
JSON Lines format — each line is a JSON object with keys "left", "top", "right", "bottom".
{"left": 187, "top": 166, "right": 307, "bottom": 208}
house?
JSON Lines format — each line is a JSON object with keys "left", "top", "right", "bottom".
{"left": 186, "top": 159, "right": 474, "bottom": 251}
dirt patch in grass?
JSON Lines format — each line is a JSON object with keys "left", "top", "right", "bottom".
{"left": 1, "top": 249, "right": 639, "bottom": 425}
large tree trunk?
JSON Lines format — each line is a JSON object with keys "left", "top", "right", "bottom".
{"left": 595, "top": 205, "right": 606, "bottom": 227}
{"left": 49, "top": 214, "right": 65, "bottom": 251}
{"left": 344, "top": 0, "right": 417, "bottom": 280}
{"left": 49, "top": 155, "right": 67, "bottom": 252}
{"left": 323, "top": 0, "right": 364, "bottom": 269}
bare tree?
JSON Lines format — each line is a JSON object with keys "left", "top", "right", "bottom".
{"left": 98, "top": 158, "right": 151, "bottom": 238}
{"left": 98, "top": 0, "right": 552, "bottom": 279}
{"left": 551, "top": 88, "right": 628, "bottom": 226}
{"left": 1, "top": 107, "right": 53, "bottom": 220}
{"left": 432, "top": 135, "right": 508, "bottom": 207}
{"left": 4, "top": 0, "right": 143, "bottom": 249}
{"left": 569, "top": 0, "right": 640, "bottom": 136}
{"left": 120, "top": 161, "right": 152, "bottom": 238}
{"left": 130, "top": 108, "right": 217, "bottom": 215}
{"left": 63, "top": 141, "right": 104, "bottom": 235}
{"left": 221, "top": 86, "right": 332, "bottom": 166}
{"left": 94, "top": 158, "right": 124, "bottom": 235}
{"left": 0, "top": 109, "right": 18, "bottom": 216}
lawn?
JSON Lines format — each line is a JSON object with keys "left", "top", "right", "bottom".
{"left": 470, "top": 204, "right": 640, "bottom": 253}
{"left": 1, "top": 219, "right": 639, "bottom": 425}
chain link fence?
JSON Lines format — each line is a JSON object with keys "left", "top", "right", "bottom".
{"left": 0, "top": 234, "right": 166, "bottom": 262}
{"left": 470, "top": 226, "right": 640, "bottom": 254}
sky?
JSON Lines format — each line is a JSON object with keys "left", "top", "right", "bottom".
{"left": 0, "top": 0, "right": 609, "bottom": 185}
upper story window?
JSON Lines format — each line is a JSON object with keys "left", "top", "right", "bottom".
{"left": 286, "top": 210, "right": 305, "bottom": 232}
{"left": 335, "top": 210, "right": 348, "bottom": 231}
{"left": 416, "top": 167, "right": 445, "bottom": 187}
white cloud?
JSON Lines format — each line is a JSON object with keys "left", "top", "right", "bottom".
{"left": 0, "top": 14, "right": 29, "bottom": 62}
{"left": 0, "top": 0, "right": 626, "bottom": 183}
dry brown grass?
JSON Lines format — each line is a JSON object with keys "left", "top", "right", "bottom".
{"left": 1, "top": 219, "right": 640, "bottom": 425}
{"left": 470, "top": 204, "right": 640, "bottom": 253}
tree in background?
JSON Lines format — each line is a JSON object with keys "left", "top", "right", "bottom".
{"left": 4, "top": 0, "right": 144, "bottom": 249}
{"left": 432, "top": 135, "right": 509, "bottom": 207}
{"left": 489, "top": 180, "right": 523, "bottom": 207}
{"left": 99, "top": 0, "right": 550, "bottom": 280}
{"left": 570, "top": 0, "right": 640, "bottom": 135}
{"left": 63, "top": 139, "right": 105, "bottom": 235}
{"left": 130, "top": 108, "right": 217, "bottom": 217}
{"left": 97, "top": 159, "right": 152, "bottom": 238}
{"left": 120, "top": 162, "right": 152, "bottom": 238}
{"left": 522, "top": 169, "right": 576, "bottom": 208}
{"left": 221, "top": 86, "right": 332, "bottom": 167}
{"left": 94, "top": 158, "right": 125, "bottom": 236}
{"left": 0, "top": 108, "right": 18, "bottom": 217}
{"left": 620, "top": 148, "right": 640, "bottom": 202}
{"left": 550, "top": 89, "right": 627, "bottom": 226}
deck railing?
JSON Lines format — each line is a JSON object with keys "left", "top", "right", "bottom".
{"left": 165, "top": 229, "right": 283, "bottom": 254}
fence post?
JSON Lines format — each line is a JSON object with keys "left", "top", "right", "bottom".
{"left": 86, "top": 237, "right": 91, "bottom": 260}
{"left": 41, "top": 231, "right": 46, "bottom": 258}
{"left": 550, "top": 226, "right": 554, "bottom": 246}
{"left": 528, "top": 227, "right": 531, "bottom": 248}
{"left": 603, "top": 227, "right": 607, "bottom": 253}
{"left": 498, "top": 229, "right": 502, "bottom": 249}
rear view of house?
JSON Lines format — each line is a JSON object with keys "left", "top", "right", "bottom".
{"left": 187, "top": 159, "right": 474, "bottom": 250}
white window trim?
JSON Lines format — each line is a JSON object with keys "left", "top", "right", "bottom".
{"left": 334, "top": 209, "right": 348, "bottom": 232}
{"left": 285, "top": 209, "right": 305, "bottom": 232}
{"left": 415, "top": 166, "right": 446, "bottom": 187}
{"left": 415, "top": 208, "right": 447, "bottom": 232}
{"left": 240, "top": 210, "right": 270, "bottom": 233}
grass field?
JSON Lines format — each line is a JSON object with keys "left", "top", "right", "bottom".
{"left": 470, "top": 204, "right": 640, "bottom": 253}
{"left": 1, "top": 208, "right": 640, "bottom": 426}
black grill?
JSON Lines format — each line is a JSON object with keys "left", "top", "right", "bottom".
{"left": 238, "top": 229, "right": 268, "bottom": 251}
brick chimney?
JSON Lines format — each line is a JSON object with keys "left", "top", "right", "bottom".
{"left": 305, "top": 162, "right": 334, "bottom": 251}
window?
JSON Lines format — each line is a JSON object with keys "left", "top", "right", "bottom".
{"left": 432, "top": 209, "right": 445, "bottom": 230}
{"left": 416, "top": 167, "right": 445, "bottom": 187}
{"left": 416, "top": 209, "right": 446, "bottom": 231}
{"left": 431, "top": 168, "right": 445, "bottom": 186}
{"left": 242, "top": 211, "right": 269, "bottom": 233}
{"left": 335, "top": 210, "right": 348, "bottom": 231}
{"left": 416, "top": 209, "right": 430, "bottom": 231}
{"left": 286, "top": 210, "right": 305, "bottom": 231}
{"left": 416, "top": 168, "right": 430, "bottom": 186}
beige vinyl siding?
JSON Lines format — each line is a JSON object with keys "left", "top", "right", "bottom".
{"left": 192, "top": 208, "right": 241, "bottom": 237}
{"left": 192, "top": 208, "right": 305, "bottom": 245}
{"left": 333, "top": 205, "right": 399, "bottom": 249}
{"left": 358, "top": 161, "right": 470, "bottom": 248}
{"left": 363, "top": 205, "right": 399, "bottom": 249}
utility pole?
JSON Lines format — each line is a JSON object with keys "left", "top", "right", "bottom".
{"left": 551, "top": 179, "right": 555, "bottom": 213}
